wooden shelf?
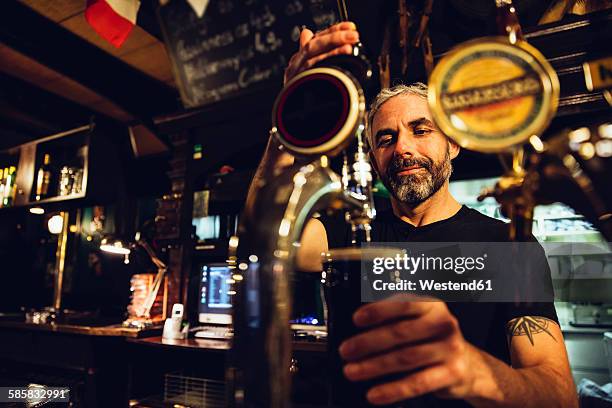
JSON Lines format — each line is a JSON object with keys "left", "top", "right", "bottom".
{"left": 29, "top": 192, "right": 86, "bottom": 205}
{"left": 0, "top": 123, "right": 123, "bottom": 210}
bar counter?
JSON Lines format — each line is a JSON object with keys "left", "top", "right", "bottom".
{"left": 129, "top": 335, "right": 326, "bottom": 352}
{"left": 0, "top": 315, "right": 329, "bottom": 407}
{"left": 0, "top": 317, "right": 161, "bottom": 337}
{"left": 0, "top": 315, "right": 134, "bottom": 407}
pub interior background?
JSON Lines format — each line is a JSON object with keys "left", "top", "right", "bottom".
{"left": 0, "top": 0, "right": 610, "bottom": 407}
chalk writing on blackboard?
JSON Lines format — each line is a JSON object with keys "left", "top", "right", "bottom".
{"left": 158, "top": 0, "right": 337, "bottom": 108}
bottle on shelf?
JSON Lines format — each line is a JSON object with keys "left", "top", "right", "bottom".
{"left": 3, "top": 166, "right": 16, "bottom": 207}
{"left": 0, "top": 168, "right": 4, "bottom": 208}
{"left": 35, "top": 153, "right": 52, "bottom": 201}
{"left": 57, "top": 157, "right": 84, "bottom": 197}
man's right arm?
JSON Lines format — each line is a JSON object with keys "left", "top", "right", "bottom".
{"left": 246, "top": 21, "right": 358, "bottom": 209}
{"left": 245, "top": 22, "right": 359, "bottom": 271}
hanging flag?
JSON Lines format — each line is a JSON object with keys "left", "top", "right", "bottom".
{"left": 85, "top": 0, "right": 141, "bottom": 48}
{"left": 186, "top": 0, "right": 210, "bottom": 18}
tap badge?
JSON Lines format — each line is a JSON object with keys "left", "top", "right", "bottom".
{"left": 428, "top": 37, "right": 559, "bottom": 153}
{"left": 272, "top": 67, "right": 365, "bottom": 157}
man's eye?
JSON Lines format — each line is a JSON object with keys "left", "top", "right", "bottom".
{"left": 414, "top": 127, "right": 432, "bottom": 136}
{"left": 377, "top": 136, "right": 393, "bottom": 147}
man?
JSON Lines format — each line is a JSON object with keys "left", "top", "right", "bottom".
{"left": 251, "top": 22, "right": 577, "bottom": 407}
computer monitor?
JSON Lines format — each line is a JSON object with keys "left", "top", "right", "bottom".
{"left": 193, "top": 215, "right": 221, "bottom": 241}
{"left": 198, "top": 264, "right": 233, "bottom": 325}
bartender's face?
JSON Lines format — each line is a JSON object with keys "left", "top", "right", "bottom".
{"left": 369, "top": 94, "right": 459, "bottom": 204}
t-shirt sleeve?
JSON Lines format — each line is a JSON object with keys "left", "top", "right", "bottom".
{"left": 498, "top": 238, "right": 559, "bottom": 325}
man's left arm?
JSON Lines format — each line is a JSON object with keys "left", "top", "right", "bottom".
{"left": 461, "top": 315, "right": 577, "bottom": 408}
{"left": 340, "top": 299, "right": 577, "bottom": 407}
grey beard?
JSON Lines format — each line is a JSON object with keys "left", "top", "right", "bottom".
{"left": 385, "top": 150, "right": 452, "bottom": 204}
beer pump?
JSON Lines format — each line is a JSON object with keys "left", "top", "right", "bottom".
{"left": 227, "top": 1, "right": 611, "bottom": 406}
{"left": 427, "top": 0, "right": 611, "bottom": 242}
{"left": 428, "top": 0, "right": 611, "bottom": 240}
{"left": 228, "top": 2, "right": 375, "bottom": 407}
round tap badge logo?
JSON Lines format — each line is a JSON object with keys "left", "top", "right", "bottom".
{"left": 272, "top": 67, "right": 364, "bottom": 157}
{"left": 428, "top": 38, "right": 559, "bottom": 153}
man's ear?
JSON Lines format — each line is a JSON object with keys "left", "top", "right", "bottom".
{"left": 449, "top": 139, "right": 460, "bottom": 160}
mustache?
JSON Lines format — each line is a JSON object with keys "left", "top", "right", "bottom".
{"left": 387, "top": 156, "right": 433, "bottom": 177}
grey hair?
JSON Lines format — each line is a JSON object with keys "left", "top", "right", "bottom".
{"left": 366, "top": 82, "right": 429, "bottom": 147}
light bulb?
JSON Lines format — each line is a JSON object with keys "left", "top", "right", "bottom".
{"left": 48, "top": 215, "right": 64, "bottom": 234}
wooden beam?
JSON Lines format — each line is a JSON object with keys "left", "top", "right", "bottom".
{"left": 0, "top": 71, "right": 121, "bottom": 149}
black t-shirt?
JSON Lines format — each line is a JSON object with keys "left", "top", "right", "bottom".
{"left": 320, "top": 205, "right": 558, "bottom": 408}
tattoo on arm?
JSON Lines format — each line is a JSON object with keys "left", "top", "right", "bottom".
{"left": 506, "top": 316, "right": 557, "bottom": 346}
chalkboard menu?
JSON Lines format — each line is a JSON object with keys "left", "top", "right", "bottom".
{"left": 158, "top": 0, "right": 339, "bottom": 108}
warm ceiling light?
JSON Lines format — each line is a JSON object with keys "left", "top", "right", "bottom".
{"left": 599, "top": 123, "right": 612, "bottom": 139}
{"left": 100, "top": 237, "right": 131, "bottom": 255}
{"left": 29, "top": 207, "right": 45, "bottom": 215}
{"left": 47, "top": 214, "right": 64, "bottom": 234}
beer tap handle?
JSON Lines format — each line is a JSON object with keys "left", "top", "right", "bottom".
{"left": 398, "top": 0, "right": 410, "bottom": 76}
{"left": 477, "top": 187, "right": 495, "bottom": 202}
{"left": 422, "top": 28, "right": 434, "bottom": 77}
{"left": 336, "top": 0, "right": 349, "bottom": 22}
{"left": 378, "top": 18, "right": 392, "bottom": 89}
{"left": 539, "top": 0, "right": 577, "bottom": 25}
{"left": 511, "top": 145, "right": 526, "bottom": 175}
{"left": 320, "top": 0, "right": 372, "bottom": 81}
{"left": 413, "top": 0, "right": 433, "bottom": 48}
{"left": 495, "top": 0, "right": 524, "bottom": 43}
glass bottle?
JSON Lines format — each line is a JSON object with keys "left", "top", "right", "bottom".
{"left": 36, "top": 154, "right": 52, "bottom": 201}
{"left": 3, "top": 166, "right": 16, "bottom": 207}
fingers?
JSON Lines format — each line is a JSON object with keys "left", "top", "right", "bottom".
{"left": 284, "top": 21, "right": 358, "bottom": 84}
{"left": 302, "top": 44, "right": 352, "bottom": 70}
{"left": 353, "top": 296, "right": 439, "bottom": 328}
{"left": 339, "top": 311, "right": 458, "bottom": 361}
{"left": 300, "top": 29, "right": 358, "bottom": 60}
{"left": 284, "top": 44, "right": 353, "bottom": 84}
{"left": 299, "top": 28, "right": 314, "bottom": 48}
{"left": 366, "top": 363, "right": 464, "bottom": 405}
{"left": 313, "top": 21, "right": 357, "bottom": 38}
{"left": 287, "top": 29, "right": 357, "bottom": 80}
{"left": 343, "top": 340, "right": 452, "bottom": 381}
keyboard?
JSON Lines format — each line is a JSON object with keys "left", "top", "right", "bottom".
{"left": 194, "top": 326, "right": 233, "bottom": 340}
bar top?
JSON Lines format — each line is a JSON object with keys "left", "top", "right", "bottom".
{"left": 0, "top": 317, "right": 162, "bottom": 338}
{"left": 129, "top": 336, "right": 327, "bottom": 352}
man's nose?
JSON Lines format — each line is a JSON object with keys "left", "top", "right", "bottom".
{"left": 393, "top": 132, "right": 418, "bottom": 157}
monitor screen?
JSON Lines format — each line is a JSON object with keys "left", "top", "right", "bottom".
{"left": 193, "top": 215, "right": 221, "bottom": 241}
{"left": 198, "top": 264, "right": 232, "bottom": 325}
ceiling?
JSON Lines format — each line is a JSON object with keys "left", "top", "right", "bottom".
{"left": 0, "top": 0, "right": 180, "bottom": 149}
{"left": 19, "top": 0, "right": 176, "bottom": 87}
{"left": 1, "top": 0, "right": 609, "bottom": 152}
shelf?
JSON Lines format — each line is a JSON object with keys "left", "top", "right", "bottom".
{"left": 29, "top": 193, "right": 87, "bottom": 205}
{"left": 534, "top": 214, "right": 583, "bottom": 220}
{"left": 536, "top": 230, "right": 600, "bottom": 236}
{"left": 0, "top": 123, "right": 123, "bottom": 210}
